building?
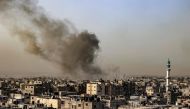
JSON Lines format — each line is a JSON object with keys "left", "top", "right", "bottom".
{"left": 146, "top": 86, "right": 154, "bottom": 96}
{"left": 61, "top": 95, "right": 104, "bottom": 109}
{"left": 21, "top": 84, "right": 43, "bottom": 95}
{"left": 30, "top": 96, "right": 61, "bottom": 109}
{"left": 105, "top": 82, "right": 124, "bottom": 96}
{"left": 86, "top": 82, "right": 105, "bottom": 96}
{"left": 181, "top": 86, "right": 190, "bottom": 97}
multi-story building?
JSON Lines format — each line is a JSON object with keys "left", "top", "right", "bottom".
{"left": 86, "top": 82, "right": 105, "bottom": 96}
{"left": 105, "top": 82, "right": 124, "bottom": 96}
{"left": 30, "top": 96, "right": 61, "bottom": 109}
{"left": 21, "top": 84, "right": 43, "bottom": 95}
{"left": 61, "top": 95, "right": 104, "bottom": 109}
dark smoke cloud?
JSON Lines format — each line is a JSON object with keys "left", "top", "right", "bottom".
{"left": 0, "top": 0, "right": 101, "bottom": 77}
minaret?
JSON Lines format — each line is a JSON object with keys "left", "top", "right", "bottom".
{"left": 166, "top": 58, "right": 171, "bottom": 104}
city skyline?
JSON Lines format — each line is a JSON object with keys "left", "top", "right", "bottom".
{"left": 0, "top": 0, "right": 190, "bottom": 78}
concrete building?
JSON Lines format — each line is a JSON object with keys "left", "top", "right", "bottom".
{"left": 100, "top": 96, "right": 126, "bottom": 109}
{"left": 86, "top": 82, "right": 105, "bottom": 96}
{"left": 105, "top": 82, "right": 124, "bottom": 96}
{"left": 146, "top": 86, "right": 154, "bottom": 96}
{"left": 61, "top": 96, "right": 104, "bottom": 109}
{"left": 22, "top": 85, "right": 35, "bottom": 95}
{"left": 181, "top": 86, "right": 190, "bottom": 97}
{"left": 30, "top": 96, "right": 61, "bottom": 109}
{"left": 21, "top": 84, "right": 43, "bottom": 95}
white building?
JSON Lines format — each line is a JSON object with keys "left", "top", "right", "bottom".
{"left": 30, "top": 96, "right": 61, "bottom": 109}
{"left": 86, "top": 82, "right": 105, "bottom": 96}
{"left": 146, "top": 86, "right": 154, "bottom": 96}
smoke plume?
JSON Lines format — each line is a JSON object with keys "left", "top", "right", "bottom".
{"left": 0, "top": 0, "right": 101, "bottom": 77}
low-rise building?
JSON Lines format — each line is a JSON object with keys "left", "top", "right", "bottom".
{"left": 30, "top": 96, "right": 61, "bottom": 109}
{"left": 146, "top": 86, "right": 154, "bottom": 96}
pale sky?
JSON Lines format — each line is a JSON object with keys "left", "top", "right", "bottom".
{"left": 0, "top": 0, "right": 190, "bottom": 78}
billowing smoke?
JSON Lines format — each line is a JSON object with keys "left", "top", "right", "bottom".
{"left": 0, "top": 0, "right": 101, "bottom": 77}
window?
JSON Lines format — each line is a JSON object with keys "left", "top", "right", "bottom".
{"left": 61, "top": 101, "right": 65, "bottom": 104}
{"left": 78, "top": 104, "right": 81, "bottom": 107}
{"left": 86, "top": 103, "right": 88, "bottom": 106}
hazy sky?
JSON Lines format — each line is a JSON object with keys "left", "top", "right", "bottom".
{"left": 0, "top": 0, "right": 190, "bottom": 78}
